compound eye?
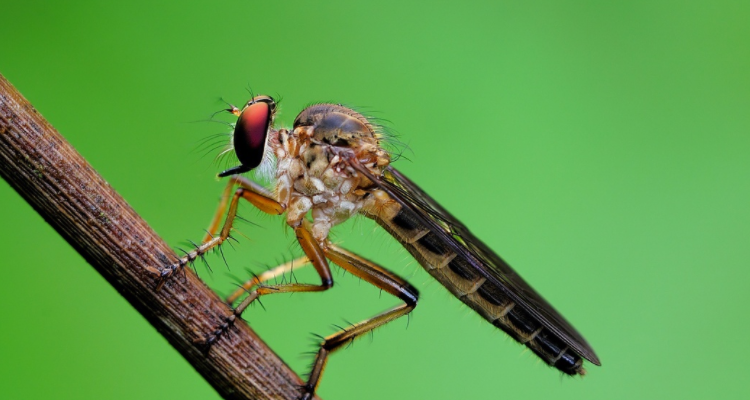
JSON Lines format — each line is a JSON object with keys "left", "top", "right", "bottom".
{"left": 233, "top": 100, "right": 271, "bottom": 169}
{"left": 250, "top": 95, "right": 276, "bottom": 113}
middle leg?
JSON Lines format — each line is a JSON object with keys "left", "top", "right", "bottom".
{"left": 226, "top": 255, "right": 310, "bottom": 304}
{"left": 198, "top": 223, "right": 333, "bottom": 346}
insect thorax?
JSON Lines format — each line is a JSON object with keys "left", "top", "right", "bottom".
{"left": 271, "top": 104, "right": 390, "bottom": 243}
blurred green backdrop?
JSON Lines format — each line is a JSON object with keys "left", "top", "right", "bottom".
{"left": 1, "top": 1, "right": 749, "bottom": 399}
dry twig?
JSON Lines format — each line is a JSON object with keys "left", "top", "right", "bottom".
{"left": 0, "top": 73, "right": 318, "bottom": 400}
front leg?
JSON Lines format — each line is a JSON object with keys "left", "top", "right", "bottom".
{"left": 202, "top": 175, "right": 278, "bottom": 244}
{"left": 146, "top": 175, "right": 284, "bottom": 288}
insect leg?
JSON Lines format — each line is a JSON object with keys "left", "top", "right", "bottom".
{"left": 202, "top": 175, "right": 275, "bottom": 243}
{"left": 198, "top": 224, "right": 334, "bottom": 346}
{"left": 300, "top": 243, "right": 419, "bottom": 400}
{"left": 148, "top": 175, "right": 284, "bottom": 288}
{"left": 226, "top": 255, "right": 310, "bottom": 304}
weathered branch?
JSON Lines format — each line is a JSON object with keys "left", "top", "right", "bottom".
{"left": 0, "top": 73, "right": 318, "bottom": 400}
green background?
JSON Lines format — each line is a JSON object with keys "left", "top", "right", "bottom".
{"left": 1, "top": 1, "right": 749, "bottom": 399}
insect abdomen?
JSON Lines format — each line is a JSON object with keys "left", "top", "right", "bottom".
{"left": 367, "top": 203, "right": 585, "bottom": 375}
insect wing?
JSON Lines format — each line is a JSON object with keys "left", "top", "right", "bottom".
{"left": 356, "top": 163, "right": 600, "bottom": 366}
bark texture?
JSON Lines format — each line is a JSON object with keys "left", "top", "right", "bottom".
{"left": 0, "top": 73, "right": 317, "bottom": 400}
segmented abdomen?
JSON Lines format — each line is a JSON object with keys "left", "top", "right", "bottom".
{"left": 363, "top": 202, "right": 584, "bottom": 375}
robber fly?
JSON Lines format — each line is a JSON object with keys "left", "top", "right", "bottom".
{"left": 152, "top": 95, "right": 600, "bottom": 399}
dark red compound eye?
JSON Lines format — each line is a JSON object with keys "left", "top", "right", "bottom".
{"left": 234, "top": 100, "right": 271, "bottom": 168}
{"left": 219, "top": 96, "right": 274, "bottom": 177}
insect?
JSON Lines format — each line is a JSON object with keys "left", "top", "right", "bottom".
{"left": 153, "top": 95, "right": 601, "bottom": 399}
